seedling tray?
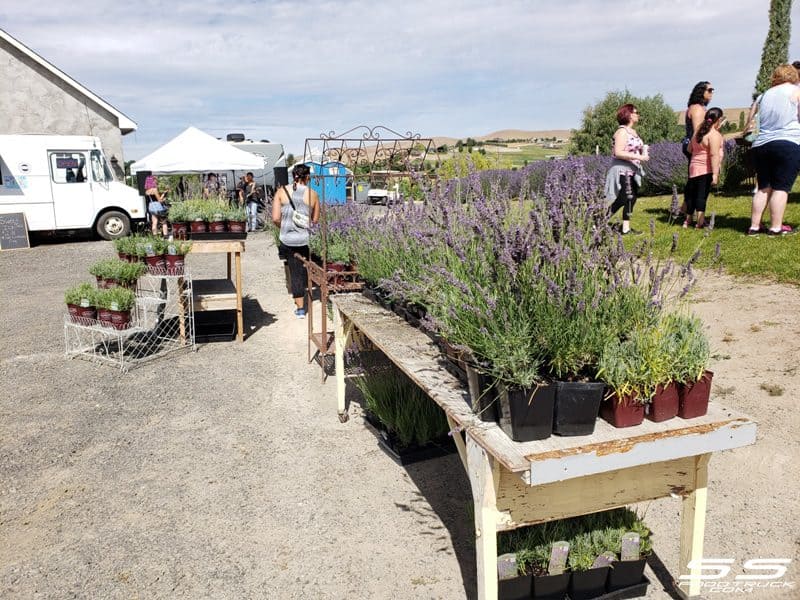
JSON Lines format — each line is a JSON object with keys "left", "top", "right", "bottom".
{"left": 363, "top": 411, "right": 458, "bottom": 466}
{"left": 581, "top": 576, "right": 650, "bottom": 600}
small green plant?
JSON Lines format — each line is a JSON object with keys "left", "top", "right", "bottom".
{"left": 326, "top": 234, "right": 351, "bottom": 264}
{"left": 226, "top": 205, "right": 247, "bottom": 222}
{"left": 596, "top": 332, "right": 652, "bottom": 402}
{"left": 353, "top": 362, "right": 449, "bottom": 447}
{"left": 65, "top": 282, "right": 97, "bottom": 306}
{"left": 117, "top": 261, "right": 146, "bottom": 283}
{"left": 88, "top": 258, "right": 116, "bottom": 280}
{"left": 167, "top": 240, "right": 192, "bottom": 255}
{"left": 95, "top": 287, "right": 136, "bottom": 311}
{"left": 667, "top": 313, "right": 710, "bottom": 383}
{"left": 167, "top": 201, "right": 189, "bottom": 223}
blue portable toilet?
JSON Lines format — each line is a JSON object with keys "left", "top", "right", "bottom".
{"left": 304, "top": 161, "right": 349, "bottom": 205}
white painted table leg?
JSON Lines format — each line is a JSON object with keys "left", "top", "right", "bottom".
{"left": 678, "top": 453, "right": 710, "bottom": 598}
{"left": 467, "top": 435, "right": 500, "bottom": 600}
{"left": 333, "top": 306, "right": 351, "bottom": 421}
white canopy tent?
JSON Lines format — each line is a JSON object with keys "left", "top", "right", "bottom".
{"left": 130, "top": 126, "right": 264, "bottom": 174}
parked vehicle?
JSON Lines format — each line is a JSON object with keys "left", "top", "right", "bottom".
{"left": 0, "top": 134, "right": 144, "bottom": 239}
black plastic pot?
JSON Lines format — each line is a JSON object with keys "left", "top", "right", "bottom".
{"left": 607, "top": 559, "right": 647, "bottom": 592}
{"left": 498, "top": 573, "right": 532, "bottom": 600}
{"left": 532, "top": 572, "right": 569, "bottom": 599}
{"left": 552, "top": 381, "right": 605, "bottom": 436}
{"left": 503, "top": 383, "right": 555, "bottom": 442}
{"left": 466, "top": 365, "right": 499, "bottom": 423}
{"left": 569, "top": 566, "right": 610, "bottom": 600}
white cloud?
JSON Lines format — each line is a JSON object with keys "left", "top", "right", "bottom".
{"left": 2, "top": 0, "right": 798, "bottom": 157}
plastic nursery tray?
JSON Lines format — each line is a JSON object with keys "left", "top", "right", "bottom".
{"left": 194, "top": 310, "right": 236, "bottom": 343}
{"left": 586, "top": 576, "right": 650, "bottom": 600}
{"left": 362, "top": 411, "right": 458, "bottom": 466}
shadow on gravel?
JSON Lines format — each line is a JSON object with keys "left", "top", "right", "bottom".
{"left": 401, "top": 457, "right": 476, "bottom": 598}
{"left": 242, "top": 296, "right": 276, "bottom": 338}
{"left": 345, "top": 378, "right": 477, "bottom": 598}
{"left": 647, "top": 551, "right": 685, "bottom": 599}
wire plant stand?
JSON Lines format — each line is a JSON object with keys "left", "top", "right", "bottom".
{"left": 64, "top": 271, "right": 195, "bottom": 371}
{"left": 301, "top": 126, "right": 435, "bottom": 380}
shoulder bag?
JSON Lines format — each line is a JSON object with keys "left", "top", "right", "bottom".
{"left": 286, "top": 186, "right": 309, "bottom": 229}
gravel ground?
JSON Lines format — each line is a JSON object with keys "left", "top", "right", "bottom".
{"left": 1, "top": 232, "right": 798, "bottom": 599}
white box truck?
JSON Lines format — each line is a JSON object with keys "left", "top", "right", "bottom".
{"left": 0, "top": 134, "right": 145, "bottom": 239}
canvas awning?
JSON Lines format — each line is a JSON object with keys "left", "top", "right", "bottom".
{"left": 130, "top": 126, "right": 264, "bottom": 173}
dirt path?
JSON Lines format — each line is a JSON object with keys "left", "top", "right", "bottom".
{"left": 0, "top": 233, "right": 797, "bottom": 599}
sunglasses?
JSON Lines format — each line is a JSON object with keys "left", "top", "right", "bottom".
{"left": 706, "top": 87, "right": 715, "bottom": 93}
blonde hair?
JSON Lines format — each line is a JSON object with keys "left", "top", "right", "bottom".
{"left": 771, "top": 64, "right": 800, "bottom": 87}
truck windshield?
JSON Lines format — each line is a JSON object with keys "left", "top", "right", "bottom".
{"left": 90, "top": 150, "right": 114, "bottom": 183}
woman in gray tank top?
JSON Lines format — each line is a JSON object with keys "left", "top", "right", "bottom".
{"left": 271, "top": 164, "right": 320, "bottom": 318}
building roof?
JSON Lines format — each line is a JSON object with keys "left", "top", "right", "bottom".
{"left": 0, "top": 28, "right": 137, "bottom": 134}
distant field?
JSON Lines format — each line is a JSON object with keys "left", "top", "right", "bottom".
{"left": 487, "top": 143, "right": 567, "bottom": 168}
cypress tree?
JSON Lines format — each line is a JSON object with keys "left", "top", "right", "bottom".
{"left": 754, "top": 0, "right": 792, "bottom": 94}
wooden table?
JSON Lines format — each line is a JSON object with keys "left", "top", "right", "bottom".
{"left": 188, "top": 239, "right": 245, "bottom": 342}
{"left": 331, "top": 293, "right": 757, "bottom": 599}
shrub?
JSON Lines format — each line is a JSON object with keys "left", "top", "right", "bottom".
{"left": 569, "top": 90, "right": 683, "bottom": 155}
{"left": 639, "top": 141, "right": 688, "bottom": 195}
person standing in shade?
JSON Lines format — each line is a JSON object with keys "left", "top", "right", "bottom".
{"left": 239, "top": 172, "right": 260, "bottom": 232}
{"left": 604, "top": 104, "right": 650, "bottom": 235}
{"left": 203, "top": 172, "right": 221, "bottom": 198}
{"left": 271, "top": 164, "right": 320, "bottom": 318}
{"left": 684, "top": 108, "right": 725, "bottom": 229}
{"left": 747, "top": 64, "right": 800, "bottom": 236}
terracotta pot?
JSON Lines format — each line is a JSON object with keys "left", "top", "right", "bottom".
{"left": 648, "top": 381, "right": 679, "bottom": 422}
{"left": 190, "top": 220, "right": 207, "bottom": 233}
{"left": 66, "top": 303, "right": 81, "bottom": 323}
{"left": 208, "top": 220, "right": 227, "bottom": 233}
{"left": 165, "top": 254, "right": 185, "bottom": 276}
{"left": 109, "top": 309, "right": 131, "bottom": 330}
{"left": 144, "top": 254, "right": 166, "bottom": 274}
{"left": 600, "top": 393, "right": 645, "bottom": 428}
{"left": 103, "top": 278, "right": 121, "bottom": 288}
{"left": 171, "top": 222, "right": 188, "bottom": 239}
{"left": 97, "top": 308, "right": 114, "bottom": 327}
{"left": 77, "top": 305, "right": 97, "bottom": 323}
{"left": 95, "top": 275, "right": 106, "bottom": 288}
{"left": 327, "top": 262, "right": 349, "bottom": 286}
{"left": 679, "top": 370, "right": 713, "bottom": 419}
{"left": 228, "top": 220, "right": 246, "bottom": 233}
{"left": 117, "top": 252, "right": 129, "bottom": 262}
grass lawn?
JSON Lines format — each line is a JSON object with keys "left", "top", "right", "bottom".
{"left": 626, "top": 190, "right": 800, "bottom": 285}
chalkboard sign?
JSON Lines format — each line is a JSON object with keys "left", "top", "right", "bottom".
{"left": 0, "top": 212, "right": 30, "bottom": 250}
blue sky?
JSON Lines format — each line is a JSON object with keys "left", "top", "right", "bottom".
{"left": 3, "top": 0, "right": 799, "bottom": 160}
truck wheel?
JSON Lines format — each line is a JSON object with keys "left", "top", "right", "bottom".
{"left": 96, "top": 211, "right": 130, "bottom": 240}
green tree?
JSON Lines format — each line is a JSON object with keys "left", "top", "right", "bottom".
{"left": 437, "top": 152, "right": 495, "bottom": 179}
{"left": 738, "top": 111, "right": 746, "bottom": 130}
{"left": 754, "top": 0, "right": 792, "bottom": 95}
{"left": 568, "top": 90, "right": 682, "bottom": 155}
{"left": 286, "top": 153, "right": 296, "bottom": 167}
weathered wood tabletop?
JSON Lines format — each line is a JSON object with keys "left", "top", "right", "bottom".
{"left": 331, "top": 292, "right": 758, "bottom": 599}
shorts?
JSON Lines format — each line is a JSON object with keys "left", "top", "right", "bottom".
{"left": 752, "top": 140, "right": 800, "bottom": 192}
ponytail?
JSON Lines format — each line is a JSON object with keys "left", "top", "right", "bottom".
{"left": 695, "top": 107, "right": 723, "bottom": 142}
